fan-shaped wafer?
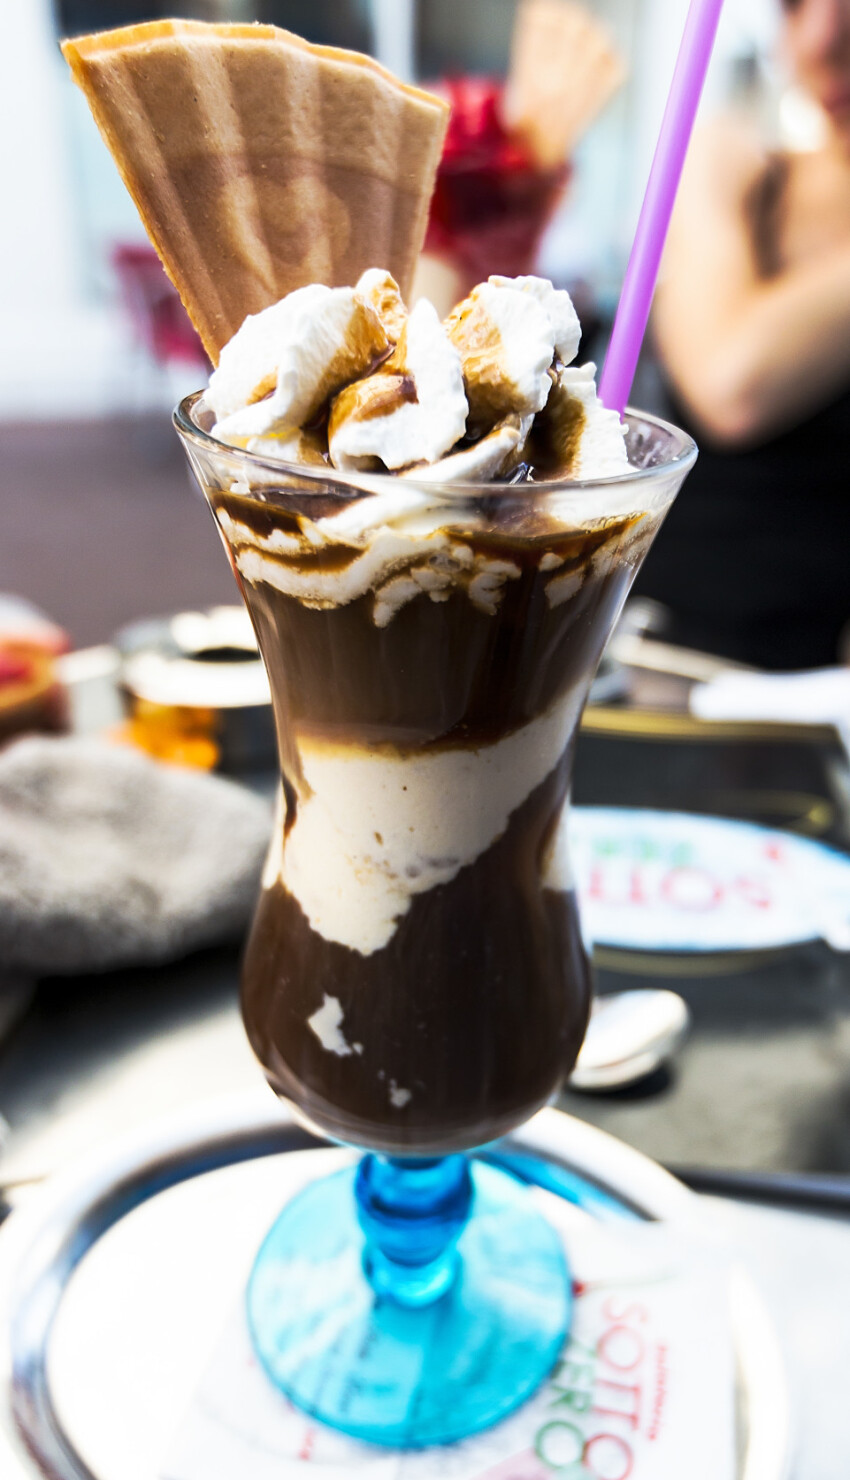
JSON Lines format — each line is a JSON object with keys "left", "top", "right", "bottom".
{"left": 62, "top": 20, "right": 449, "bottom": 362}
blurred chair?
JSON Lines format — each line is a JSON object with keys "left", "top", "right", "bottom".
{"left": 112, "top": 244, "right": 209, "bottom": 458}
{"left": 112, "top": 243, "right": 208, "bottom": 372}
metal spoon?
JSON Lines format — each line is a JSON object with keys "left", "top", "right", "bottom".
{"left": 569, "top": 989, "right": 691, "bottom": 1092}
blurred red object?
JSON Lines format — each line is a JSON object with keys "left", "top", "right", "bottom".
{"left": 425, "top": 77, "right": 569, "bottom": 287}
{"left": 0, "top": 595, "right": 69, "bottom": 657}
{"left": 112, "top": 244, "right": 209, "bottom": 369}
{"left": 0, "top": 598, "right": 69, "bottom": 745}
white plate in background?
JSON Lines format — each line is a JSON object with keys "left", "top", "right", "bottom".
{"left": 571, "top": 808, "right": 850, "bottom": 954}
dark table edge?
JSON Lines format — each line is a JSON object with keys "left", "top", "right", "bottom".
{"left": 672, "top": 1165, "right": 850, "bottom": 1214}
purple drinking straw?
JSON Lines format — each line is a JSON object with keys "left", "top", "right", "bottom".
{"left": 599, "top": 0, "right": 725, "bottom": 414}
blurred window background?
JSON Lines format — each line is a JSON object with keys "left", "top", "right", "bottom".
{"left": 56, "top": 1, "right": 373, "bottom": 48}
{"left": 2, "top": 0, "right": 780, "bottom": 421}
{"left": 0, "top": 0, "right": 784, "bottom": 646}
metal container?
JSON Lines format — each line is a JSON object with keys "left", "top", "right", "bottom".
{"left": 116, "top": 606, "right": 275, "bottom": 773}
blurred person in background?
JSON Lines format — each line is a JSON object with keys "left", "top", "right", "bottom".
{"left": 637, "top": 0, "right": 850, "bottom": 671}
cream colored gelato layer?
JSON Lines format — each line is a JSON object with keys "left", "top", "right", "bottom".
{"left": 217, "top": 498, "right": 524, "bottom": 624}
{"left": 277, "top": 689, "right": 582, "bottom": 956}
{"left": 307, "top": 996, "right": 363, "bottom": 1057}
{"left": 542, "top": 512, "right": 658, "bottom": 611}
{"left": 217, "top": 483, "right": 658, "bottom": 628}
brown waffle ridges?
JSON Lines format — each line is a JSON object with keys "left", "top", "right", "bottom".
{"left": 62, "top": 20, "right": 450, "bottom": 363}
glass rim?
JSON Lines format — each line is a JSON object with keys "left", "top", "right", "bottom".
{"left": 174, "top": 390, "right": 698, "bottom": 497}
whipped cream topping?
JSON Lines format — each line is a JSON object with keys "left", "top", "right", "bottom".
{"left": 489, "top": 275, "right": 582, "bottom": 365}
{"left": 328, "top": 299, "right": 468, "bottom": 471}
{"left": 545, "top": 363, "right": 630, "bottom": 480}
{"left": 244, "top": 427, "right": 327, "bottom": 465}
{"left": 277, "top": 688, "right": 582, "bottom": 955}
{"left": 402, "top": 415, "right": 532, "bottom": 484}
{"left": 206, "top": 269, "right": 630, "bottom": 484}
{"left": 446, "top": 280, "right": 556, "bottom": 426}
{"left": 356, "top": 268, "right": 407, "bottom": 343}
{"left": 209, "top": 282, "right": 388, "bottom": 440}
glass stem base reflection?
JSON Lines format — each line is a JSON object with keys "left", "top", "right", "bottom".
{"left": 245, "top": 1155, "right": 571, "bottom": 1449}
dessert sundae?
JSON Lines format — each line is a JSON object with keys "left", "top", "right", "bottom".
{"left": 63, "top": 16, "right": 695, "bottom": 1447}
{"left": 64, "top": 17, "right": 674, "bottom": 1155}
{"left": 185, "top": 265, "right": 664, "bottom": 1152}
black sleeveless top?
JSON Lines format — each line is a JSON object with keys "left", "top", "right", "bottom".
{"left": 635, "top": 155, "right": 850, "bottom": 671}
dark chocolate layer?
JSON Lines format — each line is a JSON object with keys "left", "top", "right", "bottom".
{"left": 242, "top": 764, "right": 591, "bottom": 1154}
{"left": 215, "top": 489, "right": 646, "bottom": 746}
{"left": 207, "top": 488, "right": 650, "bottom": 1153}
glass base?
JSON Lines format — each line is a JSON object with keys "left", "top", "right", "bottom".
{"left": 246, "top": 1159, "right": 571, "bottom": 1449}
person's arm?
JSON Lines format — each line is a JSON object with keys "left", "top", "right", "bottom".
{"left": 653, "top": 120, "right": 850, "bottom": 447}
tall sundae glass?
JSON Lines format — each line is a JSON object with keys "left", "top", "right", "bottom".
{"left": 175, "top": 395, "right": 696, "bottom": 1449}
{"left": 62, "top": 10, "right": 703, "bottom": 1458}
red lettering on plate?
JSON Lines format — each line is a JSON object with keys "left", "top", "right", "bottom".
{"left": 647, "top": 1344, "right": 669, "bottom": 1441}
{"left": 583, "top": 1432, "right": 634, "bottom": 1479}
{"left": 597, "top": 1325, "right": 645, "bottom": 1373}
{"left": 601, "top": 1298, "right": 648, "bottom": 1325}
{"left": 593, "top": 1379, "right": 642, "bottom": 1431}
{"left": 629, "top": 868, "right": 647, "bottom": 905}
{"left": 733, "top": 875, "right": 772, "bottom": 909}
{"left": 660, "top": 867, "right": 723, "bottom": 912}
{"left": 588, "top": 865, "right": 606, "bottom": 901}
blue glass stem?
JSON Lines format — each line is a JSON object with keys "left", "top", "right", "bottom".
{"left": 355, "top": 1154, "right": 473, "bottom": 1307}
{"left": 246, "top": 1157, "right": 571, "bottom": 1446}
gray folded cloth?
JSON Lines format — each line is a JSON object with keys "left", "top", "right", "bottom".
{"left": 0, "top": 736, "right": 272, "bottom": 976}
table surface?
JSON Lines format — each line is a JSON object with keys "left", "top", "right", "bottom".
{"left": 3, "top": 681, "right": 850, "bottom": 1196}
